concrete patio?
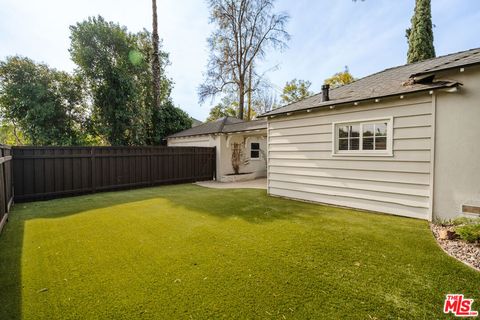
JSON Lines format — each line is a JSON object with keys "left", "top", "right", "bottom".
{"left": 195, "top": 178, "right": 267, "bottom": 189}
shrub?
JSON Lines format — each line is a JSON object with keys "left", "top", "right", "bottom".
{"left": 451, "top": 217, "right": 477, "bottom": 226}
{"left": 455, "top": 223, "right": 480, "bottom": 243}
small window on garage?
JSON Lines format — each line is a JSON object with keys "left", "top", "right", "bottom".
{"left": 250, "top": 142, "right": 260, "bottom": 159}
{"left": 333, "top": 117, "right": 393, "bottom": 156}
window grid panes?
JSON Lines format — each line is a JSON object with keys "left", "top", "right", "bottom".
{"left": 338, "top": 125, "right": 359, "bottom": 151}
{"left": 336, "top": 120, "right": 390, "bottom": 153}
{"left": 250, "top": 142, "right": 260, "bottom": 159}
{"left": 362, "top": 122, "right": 387, "bottom": 150}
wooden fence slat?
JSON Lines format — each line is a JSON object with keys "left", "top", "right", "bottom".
{"left": 0, "top": 145, "right": 14, "bottom": 234}
{"left": 11, "top": 146, "right": 216, "bottom": 202}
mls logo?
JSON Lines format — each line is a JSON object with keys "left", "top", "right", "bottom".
{"left": 444, "top": 294, "right": 478, "bottom": 317}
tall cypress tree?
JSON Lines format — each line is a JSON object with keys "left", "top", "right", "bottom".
{"left": 406, "top": 0, "right": 435, "bottom": 63}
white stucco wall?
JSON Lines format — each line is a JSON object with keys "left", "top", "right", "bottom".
{"left": 267, "top": 93, "right": 434, "bottom": 220}
{"left": 433, "top": 65, "right": 480, "bottom": 219}
{"left": 217, "top": 134, "right": 267, "bottom": 178}
{"left": 167, "top": 133, "right": 267, "bottom": 180}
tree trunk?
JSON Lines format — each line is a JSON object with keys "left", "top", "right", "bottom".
{"left": 247, "top": 64, "right": 252, "bottom": 121}
{"left": 238, "top": 81, "right": 245, "bottom": 120}
{"left": 151, "top": 0, "right": 161, "bottom": 110}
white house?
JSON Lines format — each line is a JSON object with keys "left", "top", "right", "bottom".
{"left": 167, "top": 117, "right": 267, "bottom": 182}
{"left": 259, "top": 47, "right": 480, "bottom": 221}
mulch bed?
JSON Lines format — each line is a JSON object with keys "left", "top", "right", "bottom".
{"left": 431, "top": 224, "right": 480, "bottom": 271}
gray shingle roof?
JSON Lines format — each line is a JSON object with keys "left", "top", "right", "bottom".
{"left": 190, "top": 118, "right": 203, "bottom": 127}
{"left": 168, "top": 117, "right": 266, "bottom": 138}
{"left": 222, "top": 119, "right": 267, "bottom": 133}
{"left": 411, "top": 47, "right": 480, "bottom": 76}
{"left": 260, "top": 47, "right": 480, "bottom": 118}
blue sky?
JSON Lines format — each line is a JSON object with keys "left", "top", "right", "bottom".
{"left": 1, "top": 0, "right": 479, "bottom": 121}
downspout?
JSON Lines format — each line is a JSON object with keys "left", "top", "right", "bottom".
{"left": 429, "top": 93, "right": 437, "bottom": 221}
{"left": 266, "top": 119, "right": 270, "bottom": 195}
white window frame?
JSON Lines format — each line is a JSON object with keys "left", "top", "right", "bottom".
{"left": 250, "top": 142, "right": 261, "bottom": 160}
{"left": 331, "top": 117, "right": 394, "bottom": 157}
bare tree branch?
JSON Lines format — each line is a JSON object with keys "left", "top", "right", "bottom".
{"left": 199, "top": 0, "right": 289, "bottom": 119}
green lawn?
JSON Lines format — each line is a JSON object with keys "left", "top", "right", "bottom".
{"left": 0, "top": 184, "right": 478, "bottom": 319}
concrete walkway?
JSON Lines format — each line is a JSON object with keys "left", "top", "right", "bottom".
{"left": 195, "top": 178, "right": 267, "bottom": 190}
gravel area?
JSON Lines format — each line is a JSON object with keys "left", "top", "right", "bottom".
{"left": 431, "top": 224, "right": 480, "bottom": 271}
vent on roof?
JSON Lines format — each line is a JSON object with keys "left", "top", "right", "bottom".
{"left": 321, "top": 84, "right": 330, "bottom": 102}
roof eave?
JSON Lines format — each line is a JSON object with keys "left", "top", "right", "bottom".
{"left": 258, "top": 83, "right": 459, "bottom": 119}
{"left": 411, "top": 61, "right": 480, "bottom": 77}
{"left": 222, "top": 128, "right": 267, "bottom": 135}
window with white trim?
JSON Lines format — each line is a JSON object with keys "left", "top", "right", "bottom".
{"left": 333, "top": 118, "right": 392, "bottom": 155}
{"left": 250, "top": 142, "right": 260, "bottom": 159}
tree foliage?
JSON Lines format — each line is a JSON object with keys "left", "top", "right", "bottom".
{"left": 70, "top": 16, "right": 150, "bottom": 145}
{"left": 406, "top": 0, "right": 435, "bottom": 63}
{"left": 70, "top": 16, "right": 190, "bottom": 145}
{"left": 0, "top": 122, "right": 28, "bottom": 145}
{"left": 199, "top": 0, "right": 290, "bottom": 119}
{"left": 154, "top": 101, "right": 193, "bottom": 140}
{"left": 134, "top": 30, "right": 191, "bottom": 144}
{"left": 0, "top": 16, "right": 190, "bottom": 146}
{"left": 280, "top": 79, "right": 313, "bottom": 105}
{"left": 0, "top": 56, "right": 88, "bottom": 145}
{"left": 207, "top": 101, "right": 237, "bottom": 122}
{"left": 324, "top": 67, "right": 355, "bottom": 88}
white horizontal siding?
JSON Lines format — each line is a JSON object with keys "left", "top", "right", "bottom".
{"left": 393, "top": 138, "right": 431, "bottom": 150}
{"left": 269, "top": 150, "right": 430, "bottom": 162}
{"left": 167, "top": 136, "right": 212, "bottom": 147}
{"left": 268, "top": 167, "right": 430, "bottom": 185}
{"left": 269, "top": 180, "right": 429, "bottom": 208}
{"left": 269, "top": 173, "right": 430, "bottom": 196}
{"left": 269, "top": 188, "right": 429, "bottom": 219}
{"left": 267, "top": 96, "right": 433, "bottom": 219}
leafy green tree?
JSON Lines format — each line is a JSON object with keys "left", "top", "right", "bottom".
{"left": 0, "top": 56, "right": 87, "bottom": 145}
{"left": 0, "top": 122, "right": 28, "bottom": 145}
{"left": 280, "top": 79, "right": 313, "bottom": 105}
{"left": 134, "top": 30, "right": 190, "bottom": 144}
{"left": 207, "top": 102, "right": 237, "bottom": 122}
{"left": 154, "top": 101, "right": 192, "bottom": 141}
{"left": 70, "top": 16, "right": 190, "bottom": 145}
{"left": 70, "top": 16, "right": 149, "bottom": 145}
{"left": 324, "top": 67, "right": 355, "bottom": 88}
{"left": 406, "top": 0, "right": 435, "bottom": 63}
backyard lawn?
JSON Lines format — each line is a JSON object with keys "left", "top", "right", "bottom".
{"left": 0, "top": 184, "right": 478, "bottom": 319}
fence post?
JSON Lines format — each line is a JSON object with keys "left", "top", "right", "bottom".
{"left": 193, "top": 147, "right": 197, "bottom": 181}
{"left": 9, "top": 147, "right": 13, "bottom": 211}
{"left": 212, "top": 147, "right": 216, "bottom": 181}
{"left": 91, "top": 147, "right": 96, "bottom": 193}
{"left": 147, "top": 147, "right": 156, "bottom": 186}
{"left": 2, "top": 148, "right": 7, "bottom": 214}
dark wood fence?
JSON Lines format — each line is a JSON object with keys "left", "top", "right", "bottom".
{"left": 0, "top": 145, "right": 13, "bottom": 233}
{"left": 12, "top": 146, "right": 216, "bottom": 202}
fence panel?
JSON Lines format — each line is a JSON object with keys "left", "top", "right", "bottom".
{"left": 0, "top": 145, "right": 13, "bottom": 233}
{"left": 12, "top": 146, "right": 216, "bottom": 202}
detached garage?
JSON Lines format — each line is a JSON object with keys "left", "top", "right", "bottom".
{"left": 260, "top": 47, "right": 480, "bottom": 221}
{"left": 167, "top": 116, "right": 268, "bottom": 182}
